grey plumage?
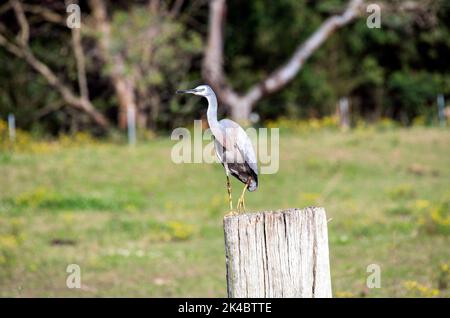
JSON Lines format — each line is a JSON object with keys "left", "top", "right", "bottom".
{"left": 214, "top": 119, "right": 258, "bottom": 191}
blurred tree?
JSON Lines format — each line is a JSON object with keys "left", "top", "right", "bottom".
{"left": 0, "top": 0, "right": 110, "bottom": 129}
{"left": 88, "top": 0, "right": 202, "bottom": 131}
{"left": 0, "top": 0, "right": 202, "bottom": 133}
{"left": 203, "top": 0, "right": 364, "bottom": 123}
{"left": 204, "top": 0, "right": 448, "bottom": 124}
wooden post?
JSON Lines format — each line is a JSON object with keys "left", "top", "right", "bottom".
{"left": 223, "top": 207, "right": 332, "bottom": 298}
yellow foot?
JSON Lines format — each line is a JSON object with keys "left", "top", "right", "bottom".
{"left": 225, "top": 210, "right": 238, "bottom": 217}
{"left": 236, "top": 201, "right": 244, "bottom": 214}
{"left": 236, "top": 184, "right": 248, "bottom": 214}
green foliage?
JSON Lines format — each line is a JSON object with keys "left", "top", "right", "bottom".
{"left": 12, "top": 187, "right": 134, "bottom": 211}
{"left": 0, "top": 119, "right": 99, "bottom": 153}
{"left": 438, "top": 262, "right": 450, "bottom": 290}
{"left": 107, "top": 218, "right": 196, "bottom": 242}
{"left": 0, "top": 218, "right": 25, "bottom": 275}
{"left": 386, "top": 184, "right": 416, "bottom": 200}
{"left": 266, "top": 116, "right": 339, "bottom": 133}
{"left": 417, "top": 200, "right": 450, "bottom": 235}
{"left": 387, "top": 71, "right": 442, "bottom": 121}
{"left": 109, "top": 8, "right": 202, "bottom": 88}
{"left": 105, "top": 7, "right": 202, "bottom": 129}
{"left": 224, "top": 0, "right": 450, "bottom": 123}
{"left": 403, "top": 280, "right": 440, "bottom": 297}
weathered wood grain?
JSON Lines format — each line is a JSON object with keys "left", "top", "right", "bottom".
{"left": 223, "top": 207, "right": 332, "bottom": 298}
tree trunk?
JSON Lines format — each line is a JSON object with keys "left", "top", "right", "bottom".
{"left": 229, "top": 99, "right": 252, "bottom": 124}
{"left": 89, "top": 0, "right": 138, "bottom": 130}
{"left": 113, "top": 78, "right": 137, "bottom": 130}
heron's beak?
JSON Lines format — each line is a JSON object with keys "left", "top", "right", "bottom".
{"left": 176, "top": 89, "right": 198, "bottom": 94}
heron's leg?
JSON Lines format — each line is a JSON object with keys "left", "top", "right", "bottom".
{"left": 226, "top": 175, "right": 233, "bottom": 211}
{"left": 223, "top": 163, "right": 236, "bottom": 217}
{"left": 242, "top": 183, "right": 247, "bottom": 211}
{"left": 225, "top": 177, "right": 237, "bottom": 217}
{"left": 237, "top": 183, "right": 248, "bottom": 213}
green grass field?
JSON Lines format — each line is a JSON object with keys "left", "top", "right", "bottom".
{"left": 0, "top": 126, "right": 449, "bottom": 297}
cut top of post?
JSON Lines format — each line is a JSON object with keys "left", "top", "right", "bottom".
{"left": 223, "top": 207, "right": 332, "bottom": 298}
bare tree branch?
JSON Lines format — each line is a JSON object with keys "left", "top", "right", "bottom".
{"left": 246, "top": 0, "right": 363, "bottom": 104}
{"left": 67, "top": 0, "right": 89, "bottom": 100}
{"left": 11, "top": 0, "right": 29, "bottom": 46}
{"left": 169, "top": 0, "right": 184, "bottom": 18}
{"left": 22, "top": 3, "right": 66, "bottom": 25}
{"left": 72, "top": 26, "right": 89, "bottom": 100}
{"left": 33, "top": 100, "right": 65, "bottom": 120}
{"left": 0, "top": 1, "right": 109, "bottom": 128}
{"left": 203, "top": 0, "right": 364, "bottom": 121}
{"left": 0, "top": 32, "right": 23, "bottom": 56}
{"left": 0, "top": 33, "right": 109, "bottom": 127}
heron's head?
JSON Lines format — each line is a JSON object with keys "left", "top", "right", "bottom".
{"left": 176, "top": 85, "right": 213, "bottom": 97}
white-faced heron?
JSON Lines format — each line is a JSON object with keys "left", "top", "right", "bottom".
{"left": 177, "top": 85, "right": 258, "bottom": 214}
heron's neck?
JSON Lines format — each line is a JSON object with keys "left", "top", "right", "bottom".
{"left": 206, "top": 93, "right": 220, "bottom": 133}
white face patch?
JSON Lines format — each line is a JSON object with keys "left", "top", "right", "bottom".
{"left": 193, "top": 85, "right": 212, "bottom": 96}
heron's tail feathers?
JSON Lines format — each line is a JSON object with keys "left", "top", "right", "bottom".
{"left": 248, "top": 177, "right": 258, "bottom": 192}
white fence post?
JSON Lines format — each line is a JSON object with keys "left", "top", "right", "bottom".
{"left": 8, "top": 113, "right": 16, "bottom": 142}
{"left": 127, "top": 106, "right": 136, "bottom": 146}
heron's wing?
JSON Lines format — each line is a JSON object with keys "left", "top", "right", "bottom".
{"left": 237, "top": 131, "right": 258, "bottom": 176}
{"left": 218, "top": 119, "right": 258, "bottom": 176}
